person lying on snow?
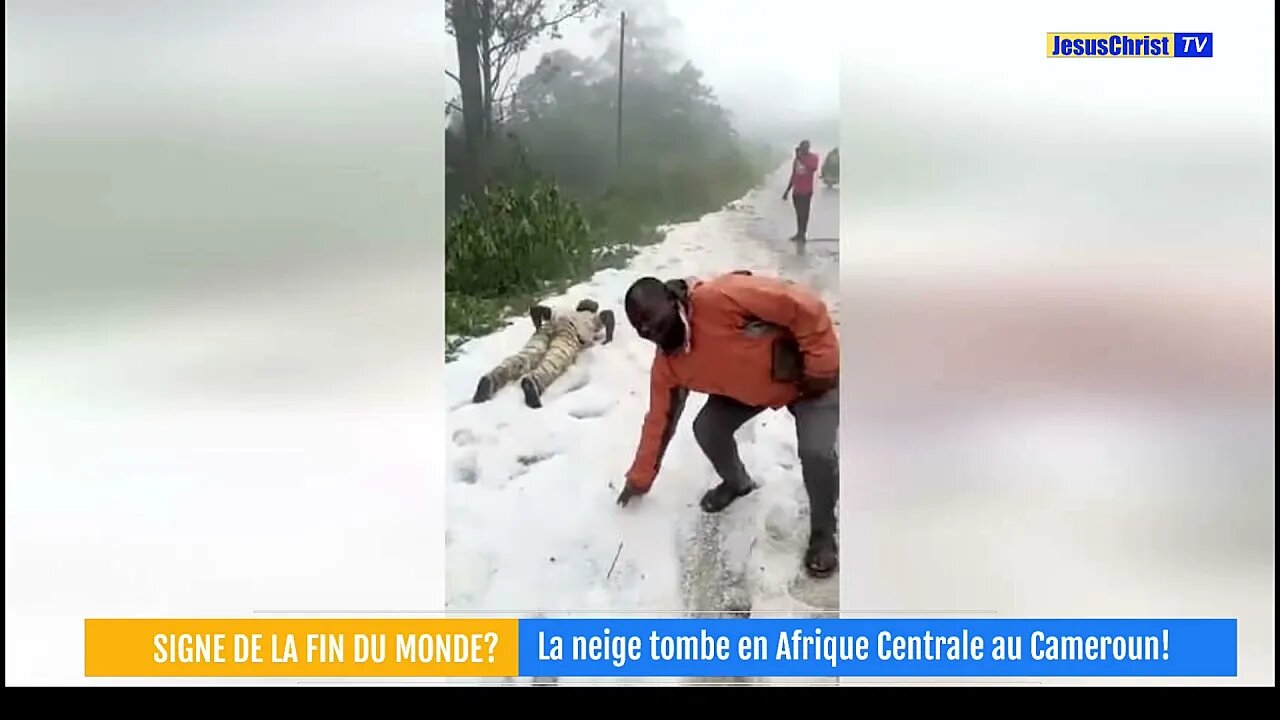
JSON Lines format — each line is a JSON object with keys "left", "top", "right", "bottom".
{"left": 614, "top": 271, "right": 840, "bottom": 579}
{"left": 473, "top": 299, "right": 616, "bottom": 409}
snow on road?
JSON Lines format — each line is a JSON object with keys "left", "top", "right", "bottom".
{"left": 443, "top": 162, "right": 842, "bottom": 683}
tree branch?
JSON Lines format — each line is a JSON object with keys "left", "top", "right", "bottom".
{"left": 492, "top": 46, "right": 519, "bottom": 92}
{"left": 490, "top": 1, "right": 596, "bottom": 56}
{"left": 496, "top": 53, "right": 521, "bottom": 100}
{"left": 491, "top": 87, "right": 522, "bottom": 109}
{"left": 445, "top": 69, "right": 463, "bottom": 89}
{"left": 489, "top": 0, "right": 519, "bottom": 32}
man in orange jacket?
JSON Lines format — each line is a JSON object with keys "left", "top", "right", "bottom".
{"left": 615, "top": 271, "right": 840, "bottom": 578}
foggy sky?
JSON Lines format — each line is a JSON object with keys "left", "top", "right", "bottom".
{"left": 445, "top": 0, "right": 844, "bottom": 141}
{"left": 516, "top": 0, "right": 843, "bottom": 137}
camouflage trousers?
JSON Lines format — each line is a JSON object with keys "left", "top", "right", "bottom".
{"left": 484, "top": 320, "right": 586, "bottom": 393}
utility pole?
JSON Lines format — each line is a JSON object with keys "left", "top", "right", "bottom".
{"left": 616, "top": 11, "right": 625, "bottom": 172}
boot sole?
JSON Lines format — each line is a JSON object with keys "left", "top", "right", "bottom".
{"left": 521, "top": 378, "right": 542, "bottom": 408}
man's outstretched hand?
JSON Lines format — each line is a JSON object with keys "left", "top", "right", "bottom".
{"left": 616, "top": 482, "right": 642, "bottom": 507}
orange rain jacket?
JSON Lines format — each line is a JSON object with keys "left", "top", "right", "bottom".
{"left": 623, "top": 271, "right": 839, "bottom": 495}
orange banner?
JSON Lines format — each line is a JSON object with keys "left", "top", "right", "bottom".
{"left": 84, "top": 618, "right": 517, "bottom": 677}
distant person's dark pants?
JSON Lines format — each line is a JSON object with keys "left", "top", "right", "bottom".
{"left": 692, "top": 389, "right": 839, "bottom": 536}
{"left": 792, "top": 192, "right": 812, "bottom": 237}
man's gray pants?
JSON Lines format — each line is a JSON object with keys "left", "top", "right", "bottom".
{"left": 692, "top": 388, "right": 839, "bottom": 536}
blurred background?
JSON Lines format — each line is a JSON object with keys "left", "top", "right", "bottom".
{"left": 839, "top": 0, "right": 1274, "bottom": 685}
{"left": 6, "top": 0, "right": 447, "bottom": 684}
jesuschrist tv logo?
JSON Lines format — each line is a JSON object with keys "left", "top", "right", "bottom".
{"left": 1046, "top": 33, "right": 1213, "bottom": 58}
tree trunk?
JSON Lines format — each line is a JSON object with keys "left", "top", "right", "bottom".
{"left": 452, "top": 0, "right": 486, "bottom": 195}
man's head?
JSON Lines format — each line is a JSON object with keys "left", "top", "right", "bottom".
{"left": 625, "top": 276, "right": 686, "bottom": 353}
{"left": 797, "top": 140, "right": 811, "bottom": 155}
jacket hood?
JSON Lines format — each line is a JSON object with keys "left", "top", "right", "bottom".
{"left": 663, "top": 276, "right": 698, "bottom": 302}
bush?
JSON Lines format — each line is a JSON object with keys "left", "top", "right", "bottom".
{"left": 445, "top": 182, "right": 592, "bottom": 300}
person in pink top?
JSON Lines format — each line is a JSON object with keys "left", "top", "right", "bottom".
{"left": 782, "top": 140, "right": 820, "bottom": 241}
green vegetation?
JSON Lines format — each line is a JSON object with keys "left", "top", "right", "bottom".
{"left": 445, "top": 0, "right": 776, "bottom": 359}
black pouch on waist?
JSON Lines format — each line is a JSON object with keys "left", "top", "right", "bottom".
{"left": 771, "top": 335, "right": 804, "bottom": 383}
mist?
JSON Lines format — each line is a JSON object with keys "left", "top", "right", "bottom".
{"left": 443, "top": 0, "right": 842, "bottom": 146}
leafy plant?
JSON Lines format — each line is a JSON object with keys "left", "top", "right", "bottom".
{"left": 446, "top": 181, "right": 592, "bottom": 300}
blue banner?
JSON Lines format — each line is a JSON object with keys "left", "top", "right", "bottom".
{"left": 517, "top": 617, "right": 1236, "bottom": 677}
